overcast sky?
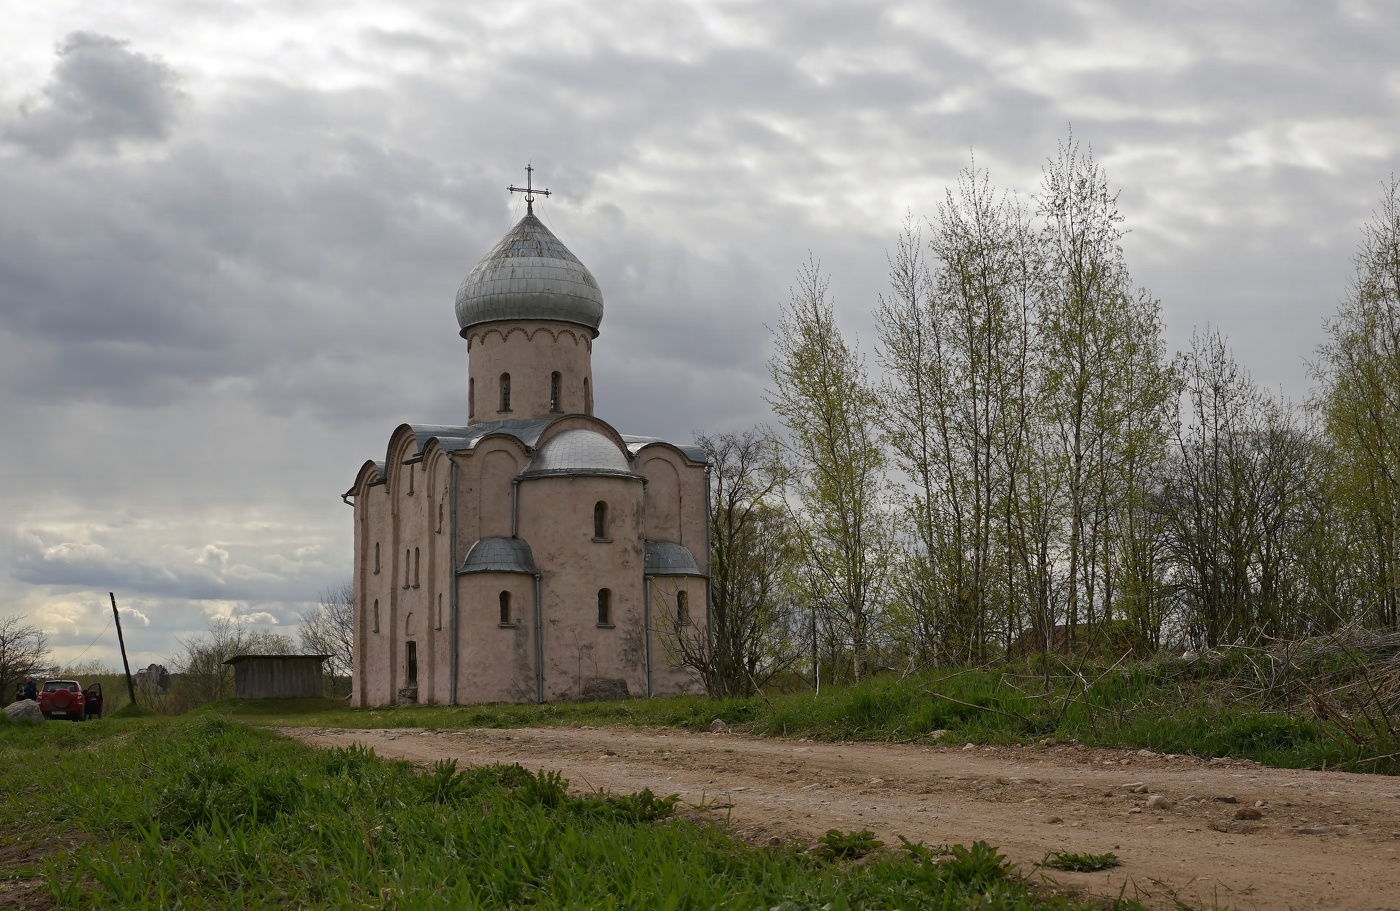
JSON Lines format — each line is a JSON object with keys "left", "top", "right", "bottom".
{"left": 2, "top": 0, "right": 1397, "bottom": 670}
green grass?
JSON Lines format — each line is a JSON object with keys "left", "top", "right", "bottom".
{"left": 0, "top": 715, "right": 1132, "bottom": 910}
{"left": 226, "top": 657, "right": 1397, "bottom": 774}
{"left": 1041, "top": 851, "right": 1122, "bottom": 873}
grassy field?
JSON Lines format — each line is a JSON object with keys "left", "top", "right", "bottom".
{"left": 0, "top": 712, "right": 1137, "bottom": 910}
{"left": 213, "top": 655, "right": 1398, "bottom": 775}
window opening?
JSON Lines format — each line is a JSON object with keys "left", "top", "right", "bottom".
{"left": 499, "top": 591, "right": 511, "bottom": 626}
{"left": 677, "top": 590, "right": 690, "bottom": 625}
{"left": 597, "top": 588, "right": 612, "bottom": 626}
{"left": 405, "top": 641, "right": 418, "bottom": 687}
{"left": 437, "top": 501, "right": 444, "bottom": 534}
{"left": 404, "top": 549, "right": 411, "bottom": 589}
{"left": 549, "top": 372, "right": 561, "bottom": 411}
{"left": 413, "top": 547, "right": 421, "bottom": 588}
{"left": 500, "top": 373, "right": 511, "bottom": 412}
{"left": 469, "top": 377, "right": 475, "bottom": 420}
{"left": 374, "top": 542, "right": 380, "bottom": 574}
{"left": 407, "top": 464, "right": 414, "bottom": 495}
{"left": 437, "top": 593, "right": 443, "bottom": 631}
{"left": 583, "top": 377, "right": 592, "bottom": 414}
{"left": 593, "top": 501, "right": 608, "bottom": 540}
{"left": 373, "top": 599, "right": 380, "bottom": 633}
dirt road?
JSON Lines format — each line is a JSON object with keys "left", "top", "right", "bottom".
{"left": 287, "top": 725, "right": 1400, "bottom": 910}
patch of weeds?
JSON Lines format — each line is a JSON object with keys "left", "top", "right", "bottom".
{"left": 901, "top": 837, "right": 1012, "bottom": 890}
{"left": 815, "top": 828, "right": 884, "bottom": 860}
{"left": 1041, "top": 850, "right": 1122, "bottom": 872}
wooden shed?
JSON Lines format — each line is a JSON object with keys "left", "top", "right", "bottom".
{"left": 224, "top": 654, "right": 330, "bottom": 699}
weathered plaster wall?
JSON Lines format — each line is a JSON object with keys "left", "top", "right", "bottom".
{"left": 465, "top": 321, "right": 593, "bottom": 422}
{"left": 640, "top": 454, "right": 681, "bottom": 541}
{"left": 518, "top": 473, "right": 647, "bottom": 699}
{"left": 478, "top": 447, "right": 518, "bottom": 538}
{"left": 455, "top": 573, "right": 538, "bottom": 702}
{"left": 355, "top": 480, "right": 396, "bottom": 707}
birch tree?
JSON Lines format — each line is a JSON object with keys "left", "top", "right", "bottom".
{"left": 768, "top": 259, "right": 889, "bottom": 680}
{"left": 1315, "top": 177, "right": 1400, "bottom": 629}
{"left": 1037, "top": 135, "right": 1173, "bottom": 644}
{"left": 875, "top": 165, "right": 1042, "bottom": 663}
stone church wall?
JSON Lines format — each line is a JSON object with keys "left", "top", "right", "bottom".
{"left": 466, "top": 322, "right": 594, "bottom": 421}
{"left": 518, "top": 473, "right": 648, "bottom": 699}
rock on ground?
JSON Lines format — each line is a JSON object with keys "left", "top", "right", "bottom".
{"left": 4, "top": 699, "right": 44, "bottom": 724}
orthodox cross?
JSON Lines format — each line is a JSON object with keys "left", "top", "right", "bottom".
{"left": 507, "top": 164, "right": 551, "bottom": 215}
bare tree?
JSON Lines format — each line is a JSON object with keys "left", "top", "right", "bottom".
{"left": 660, "top": 429, "right": 801, "bottom": 696}
{"left": 0, "top": 614, "right": 51, "bottom": 703}
{"left": 1161, "top": 329, "right": 1318, "bottom": 645}
{"left": 168, "top": 618, "right": 295, "bottom": 709}
{"left": 767, "top": 257, "right": 891, "bottom": 681}
{"left": 300, "top": 581, "right": 354, "bottom": 696}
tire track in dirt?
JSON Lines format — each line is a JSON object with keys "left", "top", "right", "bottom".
{"left": 285, "top": 726, "right": 1400, "bottom": 911}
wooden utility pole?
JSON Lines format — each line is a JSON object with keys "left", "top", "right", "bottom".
{"left": 110, "top": 592, "right": 137, "bottom": 707}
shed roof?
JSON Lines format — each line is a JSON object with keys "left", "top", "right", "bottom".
{"left": 224, "top": 654, "right": 330, "bottom": 666}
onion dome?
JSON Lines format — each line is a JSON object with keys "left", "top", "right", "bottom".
{"left": 455, "top": 214, "right": 604, "bottom": 337}
{"left": 520, "top": 429, "right": 637, "bottom": 479}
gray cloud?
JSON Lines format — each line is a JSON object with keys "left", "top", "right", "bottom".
{"left": 2, "top": 32, "right": 181, "bottom": 156}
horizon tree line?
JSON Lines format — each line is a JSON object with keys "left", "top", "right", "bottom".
{"left": 700, "top": 138, "right": 1400, "bottom": 688}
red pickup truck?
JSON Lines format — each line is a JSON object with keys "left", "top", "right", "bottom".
{"left": 37, "top": 680, "right": 101, "bottom": 721}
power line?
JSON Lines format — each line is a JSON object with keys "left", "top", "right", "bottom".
{"left": 67, "top": 614, "right": 114, "bottom": 667}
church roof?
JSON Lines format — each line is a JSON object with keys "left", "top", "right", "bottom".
{"left": 621, "top": 435, "right": 707, "bottom": 464}
{"left": 346, "top": 419, "right": 708, "bottom": 498}
{"left": 405, "top": 420, "right": 555, "bottom": 459}
{"left": 455, "top": 214, "right": 604, "bottom": 338}
{"left": 459, "top": 537, "right": 539, "bottom": 575}
{"left": 520, "top": 428, "right": 640, "bottom": 480}
{"left": 645, "top": 541, "right": 705, "bottom": 576}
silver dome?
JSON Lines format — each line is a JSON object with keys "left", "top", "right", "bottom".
{"left": 455, "top": 214, "right": 604, "bottom": 337}
{"left": 520, "top": 429, "right": 638, "bottom": 479}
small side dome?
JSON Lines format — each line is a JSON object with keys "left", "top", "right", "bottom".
{"left": 459, "top": 537, "right": 538, "bottom": 574}
{"left": 645, "top": 541, "right": 703, "bottom": 576}
{"left": 520, "top": 429, "right": 637, "bottom": 479}
{"left": 455, "top": 214, "right": 604, "bottom": 337}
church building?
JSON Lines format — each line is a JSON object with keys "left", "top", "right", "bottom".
{"left": 345, "top": 177, "right": 709, "bottom": 706}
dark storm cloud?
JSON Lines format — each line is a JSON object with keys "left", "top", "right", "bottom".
{"left": 1, "top": 32, "right": 181, "bottom": 156}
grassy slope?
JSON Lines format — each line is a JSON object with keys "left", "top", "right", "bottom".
{"left": 0, "top": 714, "right": 1129, "bottom": 910}
{"left": 221, "top": 659, "right": 1394, "bottom": 774}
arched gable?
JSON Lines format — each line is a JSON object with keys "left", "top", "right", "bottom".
{"left": 470, "top": 438, "right": 525, "bottom": 538}
{"left": 628, "top": 439, "right": 706, "bottom": 467}
{"left": 533, "top": 414, "right": 633, "bottom": 461}
{"left": 639, "top": 453, "right": 682, "bottom": 541}
{"left": 344, "top": 460, "right": 387, "bottom": 499}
